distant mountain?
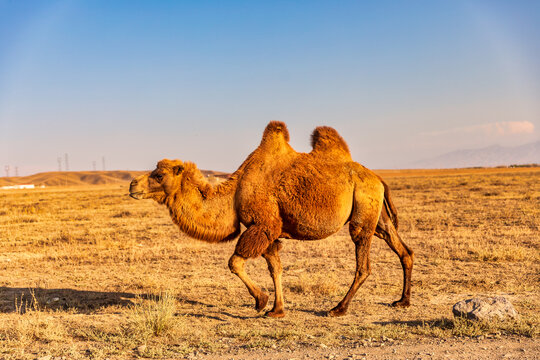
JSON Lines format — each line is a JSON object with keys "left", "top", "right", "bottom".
{"left": 0, "top": 169, "right": 230, "bottom": 187}
{"left": 412, "top": 141, "right": 540, "bottom": 169}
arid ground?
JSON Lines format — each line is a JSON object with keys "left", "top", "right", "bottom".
{"left": 0, "top": 167, "right": 538, "bottom": 359}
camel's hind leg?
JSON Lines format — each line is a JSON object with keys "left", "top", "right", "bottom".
{"left": 375, "top": 210, "right": 414, "bottom": 307}
{"left": 328, "top": 201, "right": 379, "bottom": 317}
{"left": 262, "top": 240, "right": 285, "bottom": 318}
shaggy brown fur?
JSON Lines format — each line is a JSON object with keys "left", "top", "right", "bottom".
{"left": 130, "top": 121, "right": 414, "bottom": 317}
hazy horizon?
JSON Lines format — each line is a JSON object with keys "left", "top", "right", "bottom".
{"left": 1, "top": 1, "right": 539, "bottom": 176}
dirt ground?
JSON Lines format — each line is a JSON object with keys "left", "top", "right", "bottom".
{"left": 198, "top": 336, "right": 539, "bottom": 360}
{"left": 0, "top": 167, "right": 538, "bottom": 359}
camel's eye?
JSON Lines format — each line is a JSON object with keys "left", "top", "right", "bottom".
{"left": 153, "top": 173, "right": 163, "bottom": 182}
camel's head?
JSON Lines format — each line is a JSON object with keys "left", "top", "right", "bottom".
{"left": 129, "top": 159, "right": 186, "bottom": 203}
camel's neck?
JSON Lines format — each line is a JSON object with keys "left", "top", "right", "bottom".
{"left": 165, "top": 169, "right": 241, "bottom": 243}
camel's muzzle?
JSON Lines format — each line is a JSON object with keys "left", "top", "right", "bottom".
{"left": 129, "top": 192, "right": 144, "bottom": 200}
{"left": 129, "top": 178, "right": 144, "bottom": 199}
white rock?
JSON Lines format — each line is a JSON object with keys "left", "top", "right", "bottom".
{"left": 452, "top": 297, "right": 518, "bottom": 321}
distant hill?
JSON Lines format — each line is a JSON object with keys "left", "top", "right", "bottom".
{"left": 412, "top": 141, "right": 540, "bottom": 169}
{"left": 0, "top": 169, "right": 230, "bottom": 187}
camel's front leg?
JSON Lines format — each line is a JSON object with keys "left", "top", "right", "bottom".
{"left": 229, "top": 221, "right": 281, "bottom": 313}
{"left": 262, "top": 240, "right": 285, "bottom": 318}
{"left": 228, "top": 254, "right": 269, "bottom": 312}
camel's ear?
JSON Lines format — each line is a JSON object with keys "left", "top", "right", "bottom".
{"left": 173, "top": 165, "right": 184, "bottom": 176}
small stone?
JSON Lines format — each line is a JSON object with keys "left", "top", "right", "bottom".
{"left": 46, "top": 297, "right": 60, "bottom": 305}
{"left": 320, "top": 343, "right": 328, "bottom": 348}
{"left": 452, "top": 297, "right": 518, "bottom": 321}
{"left": 38, "top": 356, "right": 52, "bottom": 360}
{"left": 136, "top": 345, "right": 147, "bottom": 354}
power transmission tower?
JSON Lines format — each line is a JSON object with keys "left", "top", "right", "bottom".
{"left": 102, "top": 156, "right": 106, "bottom": 171}
{"left": 64, "top": 153, "right": 69, "bottom": 171}
{"left": 57, "top": 157, "right": 62, "bottom": 171}
{"left": 4, "top": 165, "right": 9, "bottom": 177}
{"left": 92, "top": 161, "right": 97, "bottom": 171}
{"left": 15, "top": 167, "right": 18, "bottom": 177}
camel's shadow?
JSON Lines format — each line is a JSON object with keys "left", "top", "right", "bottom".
{"left": 0, "top": 286, "right": 257, "bottom": 320}
{"left": 0, "top": 286, "right": 139, "bottom": 313}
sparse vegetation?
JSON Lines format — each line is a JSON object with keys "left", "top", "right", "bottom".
{"left": 0, "top": 167, "right": 538, "bottom": 359}
{"left": 128, "top": 292, "right": 177, "bottom": 338}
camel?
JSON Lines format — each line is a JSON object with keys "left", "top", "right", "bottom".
{"left": 129, "top": 121, "right": 413, "bottom": 317}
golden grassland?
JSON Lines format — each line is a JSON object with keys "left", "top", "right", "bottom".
{"left": 0, "top": 167, "right": 539, "bottom": 359}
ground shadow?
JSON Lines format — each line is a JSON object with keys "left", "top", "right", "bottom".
{"left": 0, "top": 286, "right": 263, "bottom": 320}
{"left": 374, "top": 319, "right": 454, "bottom": 329}
{"left": 176, "top": 297, "right": 256, "bottom": 320}
{"left": 0, "top": 287, "right": 142, "bottom": 314}
{"left": 291, "top": 307, "right": 330, "bottom": 317}
{"left": 375, "top": 301, "right": 395, "bottom": 308}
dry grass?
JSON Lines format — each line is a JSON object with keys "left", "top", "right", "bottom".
{"left": 0, "top": 168, "right": 539, "bottom": 359}
{"left": 128, "top": 292, "right": 177, "bottom": 339}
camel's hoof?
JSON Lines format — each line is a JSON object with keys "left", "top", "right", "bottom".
{"left": 392, "top": 299, "right": 410, "bottom": 308}
{"left": 264, "top": 309, "right": 285, "bottom": 318}
{"left": 255, "top": 293, "right": 269, "bottom": 312}
{"left": 328, "top": 307, "right": 347, "bottom": 317}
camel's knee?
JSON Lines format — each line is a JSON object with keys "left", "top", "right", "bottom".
{"left": 407, "top": 247, "right": 414, "bottom": 262}
{"left": 407, "top": 248, "right": 414, "bottom": 263}
{"left": 402, "top": 250, "right": 414, "bottom": 270}
{"left": 228, "top": 255, "right": 245, "bottom": 275}
{"left": 360, "top": 263, "right": 372, "bottom": 277}
{"left": 399, "top": 240, "right": 414, "bottom": 266}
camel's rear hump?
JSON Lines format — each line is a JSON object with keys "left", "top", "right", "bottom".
{"left": 311, "top": 126, "right": 351, "bottom": 160}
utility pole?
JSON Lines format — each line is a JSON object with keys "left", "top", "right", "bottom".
{"left": 64, "top": 153, "right": 69, "bottom": 171}
{"left": 4, "top": 165, "right": 9, "bottom": 177}
{"left": 57, "top": 157, "right": 62, "bottom": 172}
{"left": 102, "top": 156, "right": 106, "bottom": 171}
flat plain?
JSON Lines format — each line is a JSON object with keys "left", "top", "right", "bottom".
{"left": 0, "top": 167, "right": 538, "bottom": 359}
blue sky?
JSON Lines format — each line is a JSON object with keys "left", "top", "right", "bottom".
{"left": 1, "top": 1, "right": 539, "bottom": 175}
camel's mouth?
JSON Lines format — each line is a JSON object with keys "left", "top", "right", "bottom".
{"left": 129, "top": 192, "right": 144, "bottom": 200}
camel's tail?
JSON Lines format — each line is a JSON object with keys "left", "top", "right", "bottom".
{"left": 381, "top": 179, "right": 398, "bottom": 230}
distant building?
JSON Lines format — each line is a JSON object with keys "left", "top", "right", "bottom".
{"left": 0, "top": 184, "right": 36, "bottom": 190}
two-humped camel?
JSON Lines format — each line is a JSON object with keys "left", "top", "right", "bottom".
{"left": 129, "top": 121, "right": 413, "bottom": 317}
